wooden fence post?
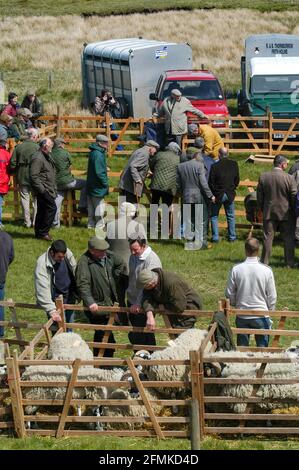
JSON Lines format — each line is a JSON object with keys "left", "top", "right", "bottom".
{"left": 6, "top": 351, "right": 26, "bottom": 438}
{"left": 7, "top": 298, "right": 24, "bottom": 352}
{"left": 55, "top": 295, "right": 66, "bottom": 332}
{"left": 189, "top": 398, "right": 201, "bottom": 450}
{"left": 56, "top": 358, "right": 81, "bottom": 438}
{"left": 268, "top": 110, "right": 273, "bottom": 156}
{"left": 189, "top": 350, "right": 203, "bottom": 439}
{"left": 56, "top": 105, "right": 61, "bottom": 138}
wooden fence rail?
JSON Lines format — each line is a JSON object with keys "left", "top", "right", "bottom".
{"left": 31, "top": 108, "right": 299, "bottom": 157}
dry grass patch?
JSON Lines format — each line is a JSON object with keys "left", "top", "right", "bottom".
{"left": 1, "top": 9, "right": 299, "bottom": 112}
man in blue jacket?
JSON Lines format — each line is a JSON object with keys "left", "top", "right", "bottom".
{"left": 86, "top": 134, "right": 109, "bottom": 229}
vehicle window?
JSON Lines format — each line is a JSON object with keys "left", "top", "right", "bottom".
{"left": 161, "top": 80, "right": 223, "bottom": 100}
{"left": 251, "top": 75, "right": 299, "bottom": 93}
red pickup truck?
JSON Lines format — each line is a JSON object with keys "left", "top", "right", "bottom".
{"left": 150, "top": 70, "right": 229, "bottom": 127}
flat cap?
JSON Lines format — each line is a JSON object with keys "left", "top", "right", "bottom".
{"left": 96, "top": 134, "right": 109, "bottom": 143}
{"left": 26, "top": 90, "right": 36, "bottom": 96}
{"left": 18, "top": 107, "right": 33, "bottom": 118}
{"left": 54, "top": 137, "right": 66, "bottom": 145}
{"left": 136, "top": 269, "right": 158, "bottom": 289}
{"left": 188, "top": 123, "right": 198, "bottom": 133}
{"left": 171, "top": 89, "right": 182, "bottom": 97}
{"left": 145, "top": 140, "right": 160, "bottom": 149}
{"left": 88, "top": 236, "right": 109, "bottom": 251}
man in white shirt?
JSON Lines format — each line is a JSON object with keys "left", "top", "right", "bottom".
{"left": 127, "top": 235, "right": 162, "bottom": 346}
{"left": 225, "top": 237, "right": 277, "bottom": 347}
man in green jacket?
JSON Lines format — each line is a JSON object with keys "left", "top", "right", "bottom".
{"left": 75, "top": 237, "right": 126, "bottom": 357}
{"left": 10, "top": 108, "right": 33, "bottom": 141}
{"left": 10, "top": 127, "right": 39, "bottom": 227}
{"left": 86, "top": 134, "right": 109, "bottom": 229}
{"left": 136, "top": 268, "right": 202, "bottom": 332}
{"left": 52, "top": 138, "right": 87, "bottom": 228}
{"left": 30, "top": 138, "right": 57, "bottom": 241}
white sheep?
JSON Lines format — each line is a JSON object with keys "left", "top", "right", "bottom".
{"left": 143, "top": 328, "right": 211, "bottom": 397}
{"left": 207, "top": 350, "right": 299, "bottom": 413}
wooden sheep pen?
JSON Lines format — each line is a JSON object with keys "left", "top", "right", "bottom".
{"left": 2, "top": 298, "right": 299, "bottom": 441}
{"left": 199, "top": 301, "right": 299, "bottom": 437}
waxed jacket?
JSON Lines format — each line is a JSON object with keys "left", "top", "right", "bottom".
{"left": 10, "top": 139, "right": 39, "bottom": 186}
{"left": 86, "top": 143, "right": 109, "bottom": 198}
{"left": 30, "top": 149, "right": 57, "bottom": 198}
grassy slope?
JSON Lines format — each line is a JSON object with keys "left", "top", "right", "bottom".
{"left": 2, "top": 0, "right": 299, "bottom": 16}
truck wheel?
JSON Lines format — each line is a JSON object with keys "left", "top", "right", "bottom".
{"left": 113, "top": 98, "right": 129, "bottom": 119}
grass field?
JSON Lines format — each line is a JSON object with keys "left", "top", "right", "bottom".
{"left": 1, "top": 154, "right": 299, "bottom": 450}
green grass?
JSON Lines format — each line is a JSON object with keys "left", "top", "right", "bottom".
{"left": 2, "top": 0, "right": 299, "bottom": 16}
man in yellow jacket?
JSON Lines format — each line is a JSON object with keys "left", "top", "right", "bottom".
{"left": 198, "top": 123, "right": 224, "bottom": 160}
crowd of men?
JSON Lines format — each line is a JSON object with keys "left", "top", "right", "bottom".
{"left": 0, "top": 86, "right": 299, "bottom": 351}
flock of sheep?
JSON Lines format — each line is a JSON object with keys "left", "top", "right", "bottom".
{"left": 16, "top": 329, "right": 299, "bottom": 430}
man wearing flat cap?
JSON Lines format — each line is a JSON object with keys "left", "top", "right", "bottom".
{"left": 52, "top": 137, "right": 87, "bottom": 228}
{"left": 10, "top": 108, "right": 33, "bottom": 141}
{"left": 86, "top": 134, "right": 109, "bottom": 229}
{"left": 75, "top": 236, "right": 126, "bottom": 356}
{"left": 157, "top": 89, "right": 208, "bottom": 148}
{"left": 136, "top": 268, "right": 202, "bottom": 332}
{"left": 119, "top": 140, "right": 160, "bottom": 203}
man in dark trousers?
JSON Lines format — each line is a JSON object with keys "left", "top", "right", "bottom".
{"left": 177, "top": 150, "right": 215, "bottom": 250}
{"left": 76, "top": 237, "right": 126, "bottom": 357}
{"left": 208, "top": 147, "right": 240, "bottom": 243}
{"left": 0, "top": 232, "right": 14, "bottom": 338}
{"left": 30, "top": 138, "right": 56, "bottom": 241}
{"left": 257, "top": 154, "right": 297, "bottom": 267}
{"left": 136, "top": 268, "right": 202, "bottom": 332}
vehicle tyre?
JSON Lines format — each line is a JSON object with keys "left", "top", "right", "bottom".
{"left": 113, "top": 97, "right": 129, "bottom": 118}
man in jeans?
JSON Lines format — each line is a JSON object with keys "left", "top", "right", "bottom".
{"left": 226, "top": 238, "right": 277, "bottom": 347}
{"left": 208, "top": 147, "right": 240, "bottom": 243}
{"left": 0, "top": 231, "right": 14, "bottom": 338}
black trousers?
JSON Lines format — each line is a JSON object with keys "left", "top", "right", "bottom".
{"left": 128, "top": 311, "right": 156, "bottom": 348}
{"left": 119, "top": 190, "right": 138, "bottom": 204}
{"left": 35, "top": 192, "right": 56, "bottom": 238}
{"left": 151, "top": 190, "right": 173, "bottom": 207}
{"left": 84, "top": 311, "right": 115, "bottom": 357}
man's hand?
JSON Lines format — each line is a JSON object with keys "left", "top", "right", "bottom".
{"left": 211, "top": 196, "right": 216, "bottom": 204}
{"left": 129, "top": 304, "right": 141, "bottom": 314}
{"left": 146, "top": 311, "right": 156, "bottom": 331}
{"left": 50, "top": 310, "right": 62, "bottom": 322}
{"left": 134, "top": 181, "right": 143, "bottom": 198}
{"left": 89, "top": 303, "right": 99, "bottom": 314}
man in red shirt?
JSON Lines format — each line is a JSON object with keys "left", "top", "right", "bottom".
{"left": 2, "top": 92, "right": 19, "bottom": 118}
{"left": 0, "top": 141, "right": 11, "bottom": 230}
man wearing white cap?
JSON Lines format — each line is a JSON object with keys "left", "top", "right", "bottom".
{"left": 157, "top": 89, "right": 208, "bottom": 148}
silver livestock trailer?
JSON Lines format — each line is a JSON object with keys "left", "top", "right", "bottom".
{"left": 81, "top": 38, "right": 192, "bottom": 118}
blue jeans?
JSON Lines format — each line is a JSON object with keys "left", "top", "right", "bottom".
{"left": 211, "top": 193, "right": 236, "bottom": 242}
{"left": 0, "top": 194, "right": 4, "bottom": 225}
{"left": 236, "top": 316, "right": 271, "bottom": 347}
{"left": 0, "top": 282, "right": 5, "bottom": 338}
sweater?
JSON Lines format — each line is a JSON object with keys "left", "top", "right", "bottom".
{"left": 225, "top": 257, "right": 277, "bottom": 319}
{"left": 127, "top": 246, "right": 162, "bottom": 305}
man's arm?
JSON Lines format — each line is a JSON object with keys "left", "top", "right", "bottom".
{"left": 266, "top": 270, "right": 277, "bottom": 311}
{"left": 185, "top": 100, "right": 207, "bottom": 119}
{"left": 34, "top": 261, "right": 56, "bottom": 316}
{"left": 9, "top": 238, "right": 14, "bottom": 265}
{"left": 94, "top": 153, "right": 108, "bottom": 189}
{"left": 75, "top": 259, "right": 95, "bottom": 308}
{"left": 30, "top": 156, "right": 45, "bottom": 194}
{"left": 198, "top": 164, "right": 213, "bottom": 199}
{"left": 9, "top": 147, "right": 18, "bottom": 174}
{"left": 225, "top": 268, "right": 237, "bottom": 307}
{"left": 256, "top": 177, "right": 264, "bottom": 210}
{"left": 208, "top": 164, "right": 216, "bottom": 195}
{"left": 234, "top": 161, "right": 240, "bottom": 189}
{"left": 129, "top": 153, "right": 145, "bottom": 183}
